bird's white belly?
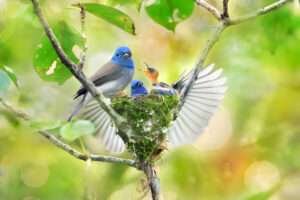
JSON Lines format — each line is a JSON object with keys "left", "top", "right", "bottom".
{"left": 98, "top": 68, "right": 133, "bottom": 96}
{"left": 97, "top": 79, "right": 125, "bottom": 96}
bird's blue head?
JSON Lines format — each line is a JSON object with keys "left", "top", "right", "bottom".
{"left": 131, "top": 80, "right": 148, "bottom": 97}
{"left": 111, "top": 46, "right": 134, "bottom": 69}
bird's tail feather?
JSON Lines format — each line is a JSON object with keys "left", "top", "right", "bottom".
{"left": 67, "top": 94, "right": 87, "bottom": 121}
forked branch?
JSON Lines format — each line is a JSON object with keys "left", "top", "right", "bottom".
{"left": 229, "top": 0, "right": 293, "bottom": 25}
{"left": 180, "top": 0, "right": 293, "bottom": 107}
{"left": 196, "top": 0, "right": 221, "bottom": 20}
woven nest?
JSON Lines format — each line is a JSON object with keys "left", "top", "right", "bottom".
{"left": 111, "top": 95, "right": 179, "bottom": 162}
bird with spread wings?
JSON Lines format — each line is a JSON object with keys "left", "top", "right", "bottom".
{"left": 79, "top": 64, "right": 227, "bottom": 153}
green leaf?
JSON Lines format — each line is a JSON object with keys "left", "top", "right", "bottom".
{"left": 33, "top": 21, "right": 84, "bottom": 84}
{"left": 30, "top": 120, "right": 64, "bottom": 131}
{"left": 145, "top": 0, "right": 195, "bottom": 31}
{"left": 0, "top": 66, "right": 19, "bottom": 88}
{"left": 60, "top": 120, "right": 95, "bottom": 142}
{"left": 81, "top": 3, "right": 135, "bottom": 35}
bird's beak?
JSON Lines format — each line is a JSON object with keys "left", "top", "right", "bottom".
{"left": 144, "top": 62, "right": 150, "bottom": 69}
{"left": 143, "top": 63, "right": 151, "bottom": 73}
{"left": 123, "top": 52, "right": 131, "bottom": 58}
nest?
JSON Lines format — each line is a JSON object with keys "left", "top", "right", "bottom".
{"left": 111, "top": 95, "right": 179, "bottom": 162}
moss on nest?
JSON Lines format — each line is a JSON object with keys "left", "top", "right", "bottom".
{"left": 111, "top": 94, "right": 179, "bottom": 162}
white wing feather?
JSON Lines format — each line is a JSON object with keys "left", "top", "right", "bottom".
{"left": 167, "top": 64, "right": 227, "bottom": 147}
{"left": 79, "top": 100, "right": 125, "bottom": 153}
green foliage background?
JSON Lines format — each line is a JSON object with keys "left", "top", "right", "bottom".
{"left": 0, "top": 0, "right": 300, "bottom": 199}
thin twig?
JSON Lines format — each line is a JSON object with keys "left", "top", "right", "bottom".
{"left": 179, "top": 22, "right": 226, "bottom": 106}
{"left": 221, "top": 0, "right": 230, "bottom": 19}
{"left": 0, "top": 97, "right": 137, "bottom": 168}
{"left": 78, "top": 3, "right": 87, "bottom": 70}
{"left": 196, "top": 0, "right": 221, "bottom": 20}
{"left": 30, "top": 0, "right": 132, "bottom": 141}
{"left": 229, "top": 0, "right": 293, "bottom": 25}
{"left": 40, "top": 131, "right": 136, "bottom": 167}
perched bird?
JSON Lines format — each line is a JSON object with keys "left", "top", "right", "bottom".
{"left": 130, "top": 80, "right": 148, "bottom": 97}
{"left": 143, "top": 64, "right": 227, "bottom": 147}
{"left": 69, "top": 46, "right": 135, "bottom": 153}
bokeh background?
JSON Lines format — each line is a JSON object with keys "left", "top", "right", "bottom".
{"left": 1, "top": 0, "right": 300, "bottom": 199}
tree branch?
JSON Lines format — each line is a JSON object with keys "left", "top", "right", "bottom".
{"left": 180, "top": 0, "right": 293, "bottom": 109}
{"left": 229, "top": 0, "right": 293, "bottom": 25}
{"left": 0, "top": 97, "right": 137, "bottom": 168}
{"left": 195, "top": 0, "right": 222, "bottom": 20}
{"left": 30, "top": 0, "right": 132, "bottom": 141}
{"left": 179, "top": 22, "right": 226, "bottom": 106}
{"left": 141, "top": 163, "right": 160, "bottom": 200}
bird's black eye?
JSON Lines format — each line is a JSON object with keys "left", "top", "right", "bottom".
{"left": 134, "top": 82, "right": 142, "bottom": 87}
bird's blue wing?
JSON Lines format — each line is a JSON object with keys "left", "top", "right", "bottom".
{"left": 167, "top": 64, "right": 227, "bottom": 147}
{"left": 79, "top": 100, "right": 126, "bottom": 153}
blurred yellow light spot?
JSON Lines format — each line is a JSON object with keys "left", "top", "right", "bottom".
{"left": 294, "top": 0, "right": 300, "bottom": 14}
{"left": 20, "top": 164, "right": 49, "bottom": 188}
{"left": 244, "top": 161, "right": 280, "bottom": 191}
{"left": 193, "top": 106, "right": 232, "bottom": 151}
{"left": 0, "top": 0, "right": 6, "bottom": 10}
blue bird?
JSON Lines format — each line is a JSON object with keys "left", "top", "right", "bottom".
{"left": 69, "top": 46, "right": 135, "bottom": 153}
{"left": 130, "top": 80, "right": 148, "bottom": 97}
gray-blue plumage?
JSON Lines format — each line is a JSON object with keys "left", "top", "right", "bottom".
{"left": 68, "top": 46, "right": 135, "bottom": 153}
{"left": 69, "top": 46, "right": 134, "bottom": 120}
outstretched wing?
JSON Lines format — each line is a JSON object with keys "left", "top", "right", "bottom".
{"left": 167, "top": 64, "right": 227, "bottom": 147}
{"left": 79, "top": 100, "right": 126, "bottom": 153}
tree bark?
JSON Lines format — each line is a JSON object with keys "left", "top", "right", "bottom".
{"left": 141, "top": 162, "right": 160, "bottom": 200}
